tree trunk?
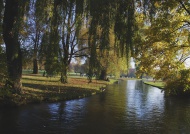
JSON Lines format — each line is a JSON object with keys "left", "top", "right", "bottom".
{"left": 3, "top": 0, "right": 22, "bottom": 93}
{"left": 33, "top": 47, "right": 38, "bottom": 74}
{"left": 33, "top": 58, "right": 38, "bottom": 74}
{"left": 87, "top": 68, "right": 93, "bottom": 83}
{"left": 60, "top": 65, "right": 68, "bottom": 83}
{"left": 33, "top": 33, "right": 39, "bottom": 74}
{"left": 99, "top": 69, "right": 107, "bottom": 80}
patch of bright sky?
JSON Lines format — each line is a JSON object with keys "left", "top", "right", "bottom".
{"left": 130, "top": 57, "right": 135, "bottom": 69}
{"left": 185, "top": 58, "right": 190, "bottom": 68}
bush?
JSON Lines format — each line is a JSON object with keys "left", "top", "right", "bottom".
{"left": 0, "top": 87, "right": 12, "bottom": 98}
{"left": 165, "top": 69, "right": 190, "bottom": 96}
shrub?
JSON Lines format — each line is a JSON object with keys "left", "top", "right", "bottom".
{"left": 165, "top": 69, "right": 190, "bottom": 96}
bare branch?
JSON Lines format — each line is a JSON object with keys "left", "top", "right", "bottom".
{"left": 72, "top": 54, "right": 90, "bottom": 58}
{"left": 181, "top": 56, "right": 190, "bottom": 64}
{"left": 72, "top": 47, "right": 90, "bottom": 55}
{"left": 179, "top": 0, "right": 190, "bottom": 15}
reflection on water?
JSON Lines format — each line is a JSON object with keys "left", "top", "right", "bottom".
{"left": 127, "top": 80, "right": 164, "bottom": 119}
{"left": 1, "top": 80, "right": 190, "bottom": 134}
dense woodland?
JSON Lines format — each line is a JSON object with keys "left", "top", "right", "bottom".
{"left": 0, "top": 0, "right": 190, "bottom": 96}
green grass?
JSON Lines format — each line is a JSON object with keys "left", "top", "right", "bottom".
{"left": 109, "top": 78, "right": 118, "bottom": 84}
{"left": 22, "top": 69, "right": 45, "bottom": 75}
{"left": 143, "top": 81, "right": 165, "bottom": 89}
{"left": 0, "top": 74, "right": 115, "bottom": 106}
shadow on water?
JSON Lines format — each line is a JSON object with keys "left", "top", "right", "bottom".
{"left": 1, "top": 80, "right": 190, "bottom": 134}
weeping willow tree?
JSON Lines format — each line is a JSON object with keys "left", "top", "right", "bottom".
{"left": 45, "top": 0, "right": 60, "bottom": 76}
{"left": 40, "top": 0, "right": 86, "bottom": 83}
{"left": 30, "top": 0, "right": 141, "bottom": 84}
{"left": 85, "top": 0, "right": 136, "bottom": 81}
{"left": 96, "top": 29, "right": 129, "bottom": 80}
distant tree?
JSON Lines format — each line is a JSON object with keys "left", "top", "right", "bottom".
{"left": 23, "top": 0, "right": 51, "bottom": 74}
{"left": 39, "top": 31, "right": 50, "bottom": 70}
{"left": 22, "top": 47, "right": 33, "bottom": 70}
{"left": 59, "top": 0, "right": 85, "bottom": 83}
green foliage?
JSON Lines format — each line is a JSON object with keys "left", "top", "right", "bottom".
{"left": 135, "top": 0, "right": 190, "bottom": 83}
{"left": 2, "top": 0, "right": 189, "bottom": 96}
{"left": 35, "top": 0, "right": 53, "bottom": 23}
{"left": 0, "top": 87, "right": 12, "bottom": 98}
{"left": 165, "top": 69, "right": 190, "bottom": 96}
{"left": 22, "top": 47, "right": 33, "bottom": 69}
{"left": 45, "top": 58, "right": 60, "bottom": 76}
{"left": 0, "top": 48, "right": 7, "bottom": 84}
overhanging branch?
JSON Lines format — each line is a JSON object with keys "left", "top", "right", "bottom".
{"left": 179, "top": 0, "right": 190, "bottom": 15}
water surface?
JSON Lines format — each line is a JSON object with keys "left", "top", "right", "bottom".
{"left": 1, "top": 80, "right": 190, "bottom": 134}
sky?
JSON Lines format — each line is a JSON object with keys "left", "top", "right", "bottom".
{"left": 185, "top": 58, "right": 190, "bottom": 68}
{"left": 130, "top": 58, "right": 135, "bottom": 69}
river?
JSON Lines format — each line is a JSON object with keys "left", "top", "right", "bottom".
{"left": 1, "top": 80, "right": 190, "bottom": 134}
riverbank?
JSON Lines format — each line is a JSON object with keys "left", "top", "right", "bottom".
{"left": 143, "top": 80, "right": 165, "bottom": 89}
{"left": 0, "top": 75, "right": 117, "bottom": 106}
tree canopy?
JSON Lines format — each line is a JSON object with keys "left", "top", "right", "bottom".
{"left": 1, "top": 0, "right": 190, "bottom": 95}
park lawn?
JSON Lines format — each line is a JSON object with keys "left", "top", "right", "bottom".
{"left": 143, "top": 81, "right": 165, "bottom": 89}
{"left": 0, "top": 74, "right": 115, "bottom": 106}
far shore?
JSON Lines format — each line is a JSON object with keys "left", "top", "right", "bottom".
{"left": 143, "top": 80, "right": 165, "bottom": 89}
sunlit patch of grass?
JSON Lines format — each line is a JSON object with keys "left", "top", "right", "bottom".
{"left": 143, "top": 81, "right": 165, "bottom": 89}
{"left": 0, "top": 75, "right": 113, "bottom": 106}
{"left": 0, "top": 75, "right": 118, "bottom": 106}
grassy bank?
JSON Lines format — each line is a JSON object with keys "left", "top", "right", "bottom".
{"left": 143, "top": 81, "right": 165, "bottom": 89}
{"left": 0, "top": 74, "right": 117, "bottom": 106}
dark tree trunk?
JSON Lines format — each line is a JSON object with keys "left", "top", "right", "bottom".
{"left": 33, "top": 45, "right": 38, "bottom": 74}
{"left": 99, "top": 69, "right": 107, "bottom": 80}
{"left": 88, "top": 69, "right": 93, "bottom": 83}
{"left": 33, "top": 35, "right": 39, "bottom": 74}
{"left": 60, "top": 65, "right": 68, "bottom": 83}
{"left": 32, "top": 25, "right": 41, "bottom": 74}
{"left": 61, "top": 1, "right": 72, "bottom": 84}
{"left": 3, "top": 0, "right": 22, "bottom": 93}
{"left": 33, "top": 58, "right": 38, "bottom": 74}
